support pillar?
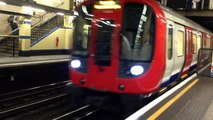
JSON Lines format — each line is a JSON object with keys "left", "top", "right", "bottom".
{"left": 64, "top": 0, "right": 74, "bottom": 53}
{"left": 19, "top": 16, "right": 31, "bottom": 56}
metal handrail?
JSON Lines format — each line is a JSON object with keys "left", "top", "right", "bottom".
{"left": 0, "top": 24, "right": 10, "bottom": 33}
{"left": 31, "top": 2, "right": 65, "bottom": 28}
{"left": 0, "top": 34, "right": 20, "bottom": 38}
{"left": 0, "top": 34, "right": 20, "bottom": 42}
{"left": 32, "top": 1, "right": 64, "bottom": 19}
{"left": 7, "top": 27, "right": 20, "bottom": 36}
{"left": 0, "top": 2, "right": 65, "bottom": 38}
{"left": 31, "top": 14, "right": 58, "bottom": 29}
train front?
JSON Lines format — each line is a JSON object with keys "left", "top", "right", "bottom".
{"left": 70, "top": 0, "right": 166, "bottom": 94}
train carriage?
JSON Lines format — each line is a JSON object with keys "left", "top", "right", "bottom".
{"left": 69, "top": 0, "right": 213, "bottom": 98}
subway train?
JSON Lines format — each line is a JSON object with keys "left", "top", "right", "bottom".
{"left": 68, "top": 0, "right": 213, "bottom": 103}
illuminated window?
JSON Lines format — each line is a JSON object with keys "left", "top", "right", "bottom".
{"left": 202, "top": 35, "right": 206, "bottom": 48}
{"left": 177, "top": 30, "right": 184, "bottom": 57}
{"left": 206, "top": 36, "right": 211, "bottom": 48}
{"left": 192, "top": 34, "right": 197, "bottom": 54}
{"left": 197, "top": 35, "right": 201, "bottom": 52}
{"left": 167, "top": 25, "right": 173, "bottom": 60}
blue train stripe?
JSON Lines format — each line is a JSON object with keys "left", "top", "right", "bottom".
{"left": 160, "top": 73, "right": 180, "bottom": 88}
{"left": 160, "top": 64, "right": 197, "bottom": 88}
{"left": 189, "top": 64, "right": 197, "bottom": 73}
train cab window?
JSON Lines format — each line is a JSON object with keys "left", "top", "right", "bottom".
{"left": 167, "top": 25, "right": 173, "bottom": 60}
{"left": 72, "top": 5, "right": 93, "bottom": 56}
{"left": 120, "top": 3, "right": 155, "bottom": 61}
{"left": 192, "top": 33, "right": 197, "bottom": 54}
{"left": 177, "top": 30, "right": 184, "bottom": 57}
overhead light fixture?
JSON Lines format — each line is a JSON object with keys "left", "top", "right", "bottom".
{"left": 94, "top": 4, "right": 121, "bottom": 9}
{"left": 57, "top": 12, "right": 65, "bottom": 16}
{"left": 94, "top": 0, "right": 121, "bottom": 9}
{"left": 22, "top": 6, "right": 45, "bottom": 12}
{"left": 33, "top": 8, "right": 45, "bottom": 12}
{"left": 0, "top": 1, "right": 7, "bottom": 5}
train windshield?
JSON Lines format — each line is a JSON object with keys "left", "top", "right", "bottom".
{"left": 120, "top": 3, "right": 155, "bottom": 61}
{"left": 72, "top": 5, "right": 93, "bottom": 56}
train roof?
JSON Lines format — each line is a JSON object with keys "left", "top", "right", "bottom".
{"left": 159, "top": 4, "right": 213, "bottom": 35}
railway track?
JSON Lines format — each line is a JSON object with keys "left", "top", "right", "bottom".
{"left": 0, "top": 81, "right": 105, "bottom": 120}
{"left": 0, "top": 81, "right": 68, "bottom": 119}
{"left": 0, "top": 81, "right": 68, "bottom": 101}
{"left": 53, "top": 105, "right": 100, "bottom": 120}
{"left": 0, "top": 81, "right": 136, "bottom": 120}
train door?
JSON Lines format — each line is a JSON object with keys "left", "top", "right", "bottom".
{"left": 88, "top": 11, "right": 121, "bottom": 89}
{"left": 202, "top": 33, "right": 207, "bottom": 48}
{"left": 211, "top": 35, "right": 213, "bottom": 48}
{"left": 172, "top": 24, "right": 185, "bottom": 80}
{"left": 192, "top": 32, "right": 202, "bottom": 69}
{"left": 161, "top": 20, "right": 175, "bottom": 84}
{"left": 189, "top": 30, "right": 198, "bottom": 74}
{"left": 179, "top": 27, "right": 193, "bottom": 79}
{"left": 212, "top": 35, "right": 213, "bottom": 48}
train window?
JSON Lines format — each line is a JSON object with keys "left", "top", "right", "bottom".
{"left": 72, "top": 5, "right": 93, "bottom": 56}
{"left": 202, "top": 35, "right": 206, "bottom": 48}
{"left": 168, "top": 25, "right": 173, "bottom": 60}
{"left": 192, "top": 34, "right": 197, "bottom": 54}
{"left": 197, "top": 35, "right": 202, "bottom": 51}
{"left": 177, "top": 30, "right": 184, "bottom": 57}
{"left": 120, "top": 3, "right": 155, "bottom": 61}
{"left": 206, "top": 36, "right": 211, "bottom": 48}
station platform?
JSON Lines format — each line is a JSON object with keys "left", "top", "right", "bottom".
{"left": 0, "top": 55, "right": 70, "bottom": 68}
{"left": 127, "top": 75, "right": 213, "bottom": 120}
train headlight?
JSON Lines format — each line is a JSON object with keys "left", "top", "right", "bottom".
{"left": 71, "top": 60, "right": 81, "bottom": 68}
{"left": 130, "top": 65, "right": 144, "bottom": 76}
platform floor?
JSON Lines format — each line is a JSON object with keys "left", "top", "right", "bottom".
{"left": 0, "top": 55, "right": 70, "bottom": 68}
{"left": 129, "top": 76, "right": 213, "bottom": 120}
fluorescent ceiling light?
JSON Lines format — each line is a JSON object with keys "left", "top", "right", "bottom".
{"left": 94, "top": 4, "right": 121, "bottom": 9}
{"left": 0, "top": 1, "right": 7, "bottom": 5}
{"left": 57, "top": 12, "right": 65, "bottom": 16}
{"left": 22, "top": 6, "right": 45, "bottom": 12}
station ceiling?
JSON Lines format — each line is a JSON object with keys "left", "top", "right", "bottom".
{"left": 178, "top": 10, "right": 213, "bottom": 32}
{"left": 0, "top": 0, "right": 73, "bottom": 16}
{"left": 188, "top": 16, "right": 213, "bottom": 32}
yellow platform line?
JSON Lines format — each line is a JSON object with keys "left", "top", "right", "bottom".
{"left": 147, "top": 79, "right": 199, "bottom": 120}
